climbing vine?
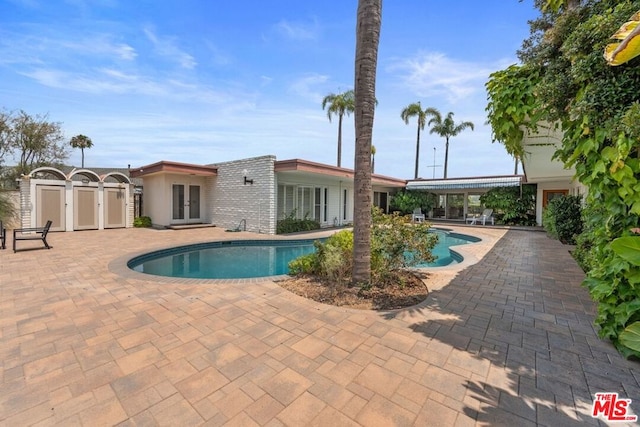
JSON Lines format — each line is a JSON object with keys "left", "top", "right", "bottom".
{"left": 488, "top": 0, "right": 640, "bottom": 357}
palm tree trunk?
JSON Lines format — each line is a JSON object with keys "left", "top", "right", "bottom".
{"left": 81, "top": 148, "right": 85, "bottom": 168}
{"left": 352, "top": 0, "right": 381, "bottom": 285}
{"left": 414, "top": 125, "right": 421, "bottom": 179}
{"left": 337, "top": 114, "right": 343, "bottom": 167}
{"left": 443, "top": 137, "right": 449, "bottom": 179}
{"left": 372, "top": 155, "right": 375, "bottom": 173}
{"left": 514, "top": 157, "right": 519, "bottom": 175}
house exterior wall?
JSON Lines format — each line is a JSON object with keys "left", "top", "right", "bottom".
{"left": 211, "top": 155, "right": 276, "bottom": 234}
{"left": 143, "top": 173, "right": 209, "bottom": 227}
{"left": 142, "top": 174, "right": 168, "bottom": 227}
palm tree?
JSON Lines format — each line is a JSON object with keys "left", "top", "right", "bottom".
{"left": 69, "top": 134, "right": 93, "bottom": 168}
{"left": 322, "top": 90, "right": 355, "bottom": 168}
{"left": 371, "top": 144, "right": 376, "bottom": 173}
{"left": 352, "top": 0, "right": 381, "bottom": 284}
{"left": 401, "top": 102, "right": 438, "bottom": 179}
{"left": 428, "top": 111, "right": 474, "bottom": 179}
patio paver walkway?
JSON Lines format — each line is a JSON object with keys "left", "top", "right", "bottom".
{"left": 1, "top": 226, "right": 638, "bottom": 426}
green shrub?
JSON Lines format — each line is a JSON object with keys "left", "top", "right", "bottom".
{"left": 480, "top": 185, "right": 536, "bottom": 226}
{"left": 276, "top": 209, "right": 321, "bottom": 234}
{"left": 543, "top": 195, "right": 583, "bottom": 245}
{"left": 288, "top": 253, "right": 318, "bottom": 275}
{"left": 133, "top": 216, "right": 152, "bottom": 227}
{"left": 572, "top": 204, "right": 603, "bottom": 273}
{"left": 542, "top": 206, "right": 557, "bottom": 240}
{"left": 287, "top": 208, "right": 437, "bottom": 286}
{"left": 370, "top": 209, "right": 437, "bottom": 283}
{"left": 389, "top": 190, "right": 436, "bottom": 215}
{"left": 0, "top": 190, "right": 17, "bottom": 224}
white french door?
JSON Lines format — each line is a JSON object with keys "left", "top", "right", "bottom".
{"left": 172, "top": 184, "right": 201, "bottom": 224}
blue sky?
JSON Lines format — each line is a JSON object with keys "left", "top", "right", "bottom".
{"left": 0, "top": 0, "right": 538, "bottom": 179}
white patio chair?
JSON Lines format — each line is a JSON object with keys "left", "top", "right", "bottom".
{"left": 412, "top": 208, "right": 425, "bottom": 223}
{"left": 479, "top": 209, "right": 494, "bottom": 225}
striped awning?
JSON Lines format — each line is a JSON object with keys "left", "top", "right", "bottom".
{"left": 406, "top": 176, "right": 522, "bottom": 191}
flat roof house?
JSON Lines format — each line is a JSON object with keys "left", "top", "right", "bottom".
{"left": 130, "top": 155, "right": 406, "bottom": 234}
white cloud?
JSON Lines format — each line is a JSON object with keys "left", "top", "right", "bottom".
{"left": 274, "top": 19, "right": 318, "bottom": 41}
{"left": 388, "top": 52, "right": 502, "bottom": 103}
{"left": 143, "top": 26, "right": 197, "bottom": 69}
{"left": 288, "top": 73, "right": 329, "bottom": 102}
{"left": 0, "top": 29, "right": 137, "bottom": 65}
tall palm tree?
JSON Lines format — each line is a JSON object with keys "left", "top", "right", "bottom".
{"left": 371, "top": 144, "right": 376, "bottom": 173}
{"left": 428, "top": 111, "right": 474, "bottom": 179}
{"left": 69, "top": 134, "right": 93, "bottom": 168}
{"left": 401, "top": 102, "right": 438, "bottom": 179}
{"left": 352, "top": 0, "right": 381, "bottom": 285}
{"left": 322, "top": 90, "right": 355, "bottom": 168}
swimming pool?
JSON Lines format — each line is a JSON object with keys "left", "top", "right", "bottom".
{"left": 128, "top": 229, "right": 480, "bottom": 279}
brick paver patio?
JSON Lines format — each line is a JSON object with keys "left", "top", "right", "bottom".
{"left": 1, "top": 226, "right": 638, "bottom": 426}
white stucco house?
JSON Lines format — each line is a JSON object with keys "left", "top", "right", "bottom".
{"left": 519, "top": 123, "right": 587, "bottom": 225}
{"left": 129, "top": 155, "right": 406, "bottom": 234}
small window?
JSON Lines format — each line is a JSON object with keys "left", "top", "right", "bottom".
{"left": 343, "top": 189, "right": 348, "bottom": 220}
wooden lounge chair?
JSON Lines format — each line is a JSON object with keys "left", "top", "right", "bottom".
{"left": 13, "top": 220, "right": 53, "bottom": 253}
{"left": 0, "top": 220, "right": 6, "bottom": 250}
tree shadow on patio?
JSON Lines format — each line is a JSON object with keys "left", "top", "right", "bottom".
{"left": 381, "top": 230, "right": 640, "bottom": 426}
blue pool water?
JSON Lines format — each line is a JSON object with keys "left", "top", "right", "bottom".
{"left": 128, "top": 230, "right": 479, "bottom": 279}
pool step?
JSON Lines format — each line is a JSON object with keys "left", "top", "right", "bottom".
{"left": 166, "top": 223, "right": 217, "bottom": 230}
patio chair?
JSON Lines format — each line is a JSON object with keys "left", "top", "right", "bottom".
{"left": 479, "top": 209, "right": 494, "bottom": 226}
{"left": 13, "top": 220, "right": 53, "bottom": 253}
{"left": 0, "top": 220, "right": 5, "bottom": 250}
{"left": 465, "top": 214, "right": 479, "bottom": 225}
{"left": 412, "top": 208, "right": 425, "bottom": 223}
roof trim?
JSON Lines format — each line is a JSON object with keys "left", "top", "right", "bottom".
{"left": 130, "top": 161, "right": 218, "bottom": 178}
{"left": 275, "top": 158, "right": 406, "bottom": 187}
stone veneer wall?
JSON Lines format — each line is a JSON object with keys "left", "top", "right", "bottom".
{"left": 210, "top": 155, "right": 276, "bottom": 234}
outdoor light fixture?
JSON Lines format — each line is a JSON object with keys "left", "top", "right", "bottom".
{"left": 242, "top": 169, "right": 253, "bottom": 185}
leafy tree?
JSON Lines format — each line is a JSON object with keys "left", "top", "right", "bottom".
{"left": 352, "top": 0, "right": 381, "bottom": 285}
{"left": 69, "top": 134, "right": 93, "bottom": 168}
{"left": 479, "top": 185, "right": 536, "bottom": 226}
{"left": 427, "top": 110, "right": 474, "bottom": 179}
{"left": 389, "top": 190, "right": 435, "bottom": 215}
{"left": 2, "top": 110, "right": 68, "bottom": 180}
{"left": 0, "top": 110, "right": 13, "bottom": 168}
{"left": 400, "top": 102, "right": 438, "bottom": 179}
{"left": 322, "top": 90, "right": 355, "bottom": 168}
{"left": 485, "top": 64, "right": 543, "bottom": 170}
